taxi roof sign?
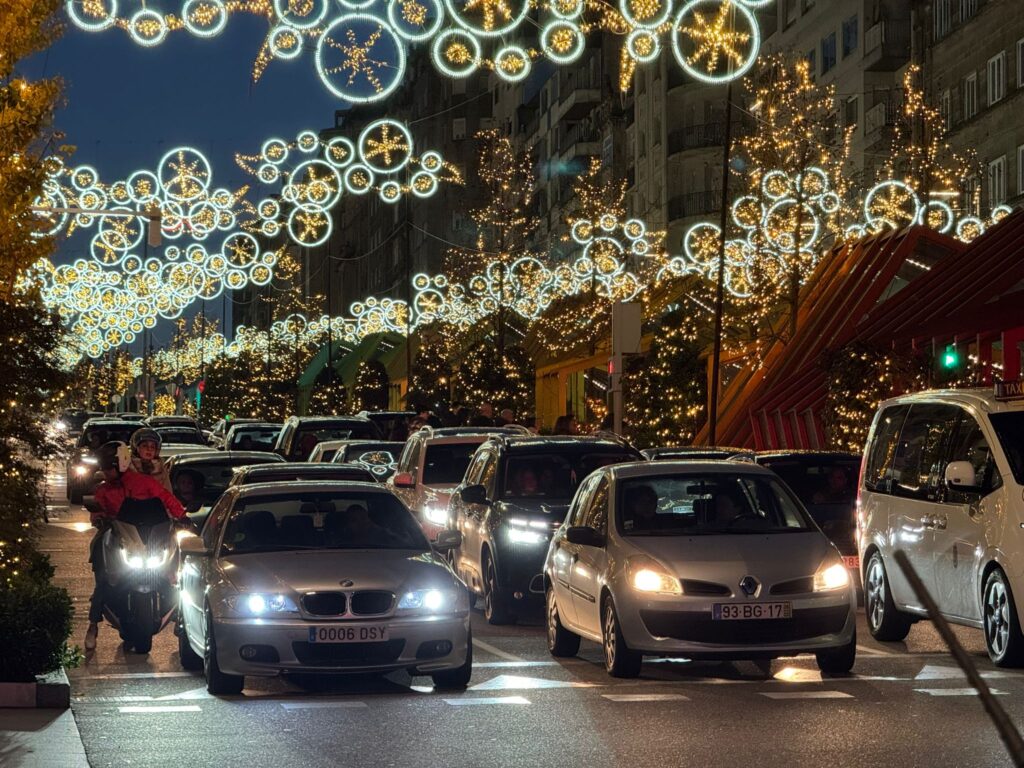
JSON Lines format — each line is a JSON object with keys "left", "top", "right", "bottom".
{"left": 994, "top": 379, "right": 1024, "bottom": 401}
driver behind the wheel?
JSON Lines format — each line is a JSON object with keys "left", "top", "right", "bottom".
{"left": 623, "top": 484, "right": 659, "bottom": 531}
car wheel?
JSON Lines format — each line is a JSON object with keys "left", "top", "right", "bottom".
{"left": 864, "top": 552, "right": 912, "bottom": 642}
{"left": 483, "top": 554, "right": 514, "bottom": 626}
{"left": 204, "top": 607, "right": 244, "bottom": 695}
{"left": 546, "top": 586, "right": 580, "bottom": 657}
{"left": 602, "top": 597, "right": 641, "bottom": 679}
{"left": 816, "top": 629, "right": 857, "bottom": 675}
{"left": 431, "top": 628, "right": 473, "bottom": 690}
{"left": 178, "top": 621, "right": 203, "bottom": 671}
{"left": 984, "top": 569, "right": 1024, "bottom": 667}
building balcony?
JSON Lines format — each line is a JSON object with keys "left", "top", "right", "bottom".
{"left": 559, "top": 123, "right": 601, "bottom": 163}
{"left": 863, "top": 18, "right": 910, "bottom": 71}
{"left": 668, "top": 123, "right": 725, "bottom": 155}
{"left": 668, "top": 189, "right": 721, "bottom": 222}
{"left": 863, "top": 98, "right": 901, "bottom": 147}
{"left": 558, "top": 84, "right": 602, "bottom": 121}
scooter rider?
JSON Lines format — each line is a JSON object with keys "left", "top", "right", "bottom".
{"left": 85, "top": 441, "right": 186, "bottom": 651}
{"left": 130, "top": 428, "right": 172, "bottom": 493}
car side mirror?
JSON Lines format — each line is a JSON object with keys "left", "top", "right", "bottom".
{"left": 566, "top": 526, "right": 604, "bottom": 548}
{"left": 83, "top": 496, "right": 101, "bottom": 515}
{"left": 945, "top": 460, "right": 981, "bottom": 492}
{"left": 434, "top": 529, "right": 463, "bottom": 552}
{"left": 178, "top": 533, "right": 210, "bottom": 557}
{"left": 393, "top": 471, "right": 416, "bottom": 488}
{"left": 459, "top": 484, "right": 489, "bottom": 506}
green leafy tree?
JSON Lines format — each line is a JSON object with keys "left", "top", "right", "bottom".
{"left": 351, "top": 360, "right": 389, "bottom": 412}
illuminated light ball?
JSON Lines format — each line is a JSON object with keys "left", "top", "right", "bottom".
{"left": 623, "top": 218, "right": 646, "bottom": 240}
{"left": 631, "top": 238, "right": 650, "bottom": 256}
{"left": 541, "top": 21, "right": 585, "bottom": 64}
{"left": 66, "top": 0, "right": 118, "bottom": 30}
{"left": 123, "top": 255, "right": 143, "bottom": 273}
{"left": 128, "top": 8, "right": 169, "bottom": 46}
{"left": 258, "top": 163, "right": 281, "bottom": 184}
{"left": 494, "top": 46, "right": 532, "bottom": 83}
{"left": 315, "top": 15, "right": 406, "bottom": 103}
{"left": 431, "top": 29, "right": 481, "bottom": 78}
{"left": 990, "top": 204, "right": 1012, "bottom": 223}
{"left": 357, "top": 119, "right": 414, "bottom": 173}
{"left": 109, "top": 180, "right": 131, "bottom": 204}
{"left": 250, "top": 265, "right": 274, "bottom": 286}
{"left": 550, "top": 0, "right": 584, "bottom": 20}
{"left": 182, "top": 0, "right": 229, "bottom": 37}
{"left": 344, "top": 163, "right": 375, "bottom": 195}
{"left": 378, "top": 180, "right": 402, "bottom": 203}
{"left": 261, "top": 220, "right": 281, "bottom": 237}
{"left": 921, "top": 200, "right": 955, "bottom": 234}
{"left": 261, "top": 137, "right": 290, "bottom": 165}
{"left": 412, "top": 273, "right": 431, "bottom": 290}
{"left": 409, "top": 170, "right": 438, "bottom": 198}
{"left": 863, "top": 179, "right": 922, "bottom": 228}
{"left": 570, "top": 220, "right": 593, "bottom": 245}
{"left": 819, "top": 191, "right": 841, "bottom": 214}
{"left": 671, "top": 0, "right": 760, "bottom": 84}
{"left": 955, "top": 216, "right": 985, "bottom": 242}
{"left": 70, "top": 165, "right": 99, "bottom": 191}
{"left": 599, "top": 213, "right": 617, "bottom": 232}
{"left": 159, "top": 146, "right": 212, "bottom": 202}
{"left": 419, "top": 150, "right": 443, "bottom": 173}
{"left": 761, "top": 169, "right": 792, "bottom": 200}
{"left": 164, "top": 245, "right": 181, "bottom": 261}
{"left": 225, "top": 270, "right": 247, "bottom": 290}
{"left": 797, "top": 166, "right": 829, "bottom": 200}
{"left": 297, "top": 130, "right": 320, "bottom": 153}
{"left": 443, "top": 0, "right": 529, "bottom": 36}
{"left": 683, "top": 221, "right": 721, "bottom": 267}
{"left": 258, "top": 198, "right": 281, "bottom": 219}
{"left": 127, "top": 170, "right": 160, "bottom": 203}
{"left": 730, "top": 194, "right": 763, "bottom": 230}
{"left": 222, "top": 232, "right": 260, "bottom": 267}
{"left": 626, "top": 29, "right": 660, "bottom": 63}
{"left": 325, "top": 136, "right": 356, "bottom": 168}
{"left": 287, "top": 206, "right": 333, "bottom": 246}
{"left": 273, "top": 0, "right": 329, "bottom": 27}
{"left": 388, "top": 0, "right": 445, "bottom": 41}
{"left": 268, "top": 24, "right": 303, "bottom": 59}
{"left": 620, "top": 0, "right": 672, "bottom": 30}
{"left": 259, "top": 250, "right": 278, "bottom": 267}
{"left": 291, "top": 159, "right": 343, "bottom": 207}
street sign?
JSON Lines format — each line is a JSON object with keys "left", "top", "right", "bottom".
{"left": 111, "top": 394, "right": 122, "bottom": 404}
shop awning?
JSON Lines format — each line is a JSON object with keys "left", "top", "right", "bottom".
{"left": 297, "top": 340, "right": 354, "bottom": 390}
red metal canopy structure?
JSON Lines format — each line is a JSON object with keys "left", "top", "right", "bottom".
{"left": 697, "top": 210, "right": 1024, "bottom": 450}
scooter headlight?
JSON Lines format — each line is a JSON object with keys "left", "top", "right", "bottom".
{"left": 121, "top": 548, "right": 169, "bottom": 570}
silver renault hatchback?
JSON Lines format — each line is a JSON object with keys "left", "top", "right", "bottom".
{"left": 542, "top": 462, "right": 856, "bottom": 677}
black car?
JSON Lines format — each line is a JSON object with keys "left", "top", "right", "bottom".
{"left": 642, "top": 446, "right": 754, "bottom": 461}
{"left": 224, "top": 422, "right": 283, "bottom": 452}
{"left": 146, "top": 415, "right": 201, "bottom": 430}
{"left": 357, "top": 410, "right": 415, "bottom": 440}
{"left": 448, "top": 435, "right": 642, "bottom": 625}
{"left": 66, "top": 419, "right": 141, "bottom": 503}
{"left": 167, "top": 451, "right": 285, "bottom": 528}
{"left": 331, "top": 440, "right": 405, "bottom": 480}
{"left": 273, "top": 416, "right": 383, "bottom": 461}
{"left": 154, "top": 426, "right": 207, "bottom": 445}
{"left": 56, "top": 409, "right": 104, "bottom": 438}
{"left": 228, "top": 462, "right": 377, "bottom": 487}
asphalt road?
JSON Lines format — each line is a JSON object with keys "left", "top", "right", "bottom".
{"left": 39, "top": 467, "right": 1024, "bottom": 768}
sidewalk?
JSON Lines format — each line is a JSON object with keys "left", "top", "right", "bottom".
{"left": 0, "top": 708, "right": 89, "bottom": 767}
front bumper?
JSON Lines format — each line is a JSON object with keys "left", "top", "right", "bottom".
{"left": 212, "top": 613, "right": 470, "bottom": 677}
{"left": 616, "top": 589, "right": 856, "bottom": 660}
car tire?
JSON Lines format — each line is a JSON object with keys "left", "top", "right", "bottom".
{"left": 602, "top": 597, "right": 642, "bottom": 679}
{"left": 483, "top": 554, "right": 514, "bottom": 626}
{"left": 204, "top": 607, "right": 244, "bottom": 696}
{"left": 816, "top": 629, "right": 857, "bottom": 675}
{"left": 178, "top": 622, "right": 204, "bottom": 671}
{"left": 546, "top": 586, "right": 580, "bottom": 657}
{"left": 984, "top": 569, "right": 1024, "bottom": 668}
{"left": 431, "top": 628, "right": 473, "bottom": 690}
{"left": 864, "top": 552, "right": 912, "bottom": 642}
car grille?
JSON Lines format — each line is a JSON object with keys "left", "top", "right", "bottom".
{"left": 350, "top": 591, "right": 394, "bottom": 615}
{"left": 770, "top": 577, "right": 815, "bottom": 595}
{"left": 302, "top": 592, "right": 347, "bottom": 616}
{"left": 640, "top": 605, "right": 849, "bottom": 645}
{"left": 681, "top": 579, "right": 731, "bottom": 597}
{"left": 292, "top": 640, "right": 405, "bottom": 666}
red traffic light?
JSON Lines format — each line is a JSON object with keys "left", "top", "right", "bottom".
{"left": 198, "top": 379, "right": 206, "bottom": 394}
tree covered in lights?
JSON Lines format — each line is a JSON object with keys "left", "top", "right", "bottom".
{"left": 455, "top": 342, "right": 534, "bottom": 417}
{"left": 408, "top": 341, "right": 453, "bottom": 413}
{"left": 351, "top": 360, "right": 390, "bottom": 412}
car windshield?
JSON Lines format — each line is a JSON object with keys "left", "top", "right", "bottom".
{"left": 422, "top": 443, "right": 481, "bottom": 485}
{"left": 340, "top": 443, "right": 402, "bottom": 477}
{"left": 156, "top": 428, "right": 205, "bottom": 445}
{"left": 302, "top": 423, "right": 380, "bottom": 441}
{"left": 241, "top": 468, "right": 375, "bottom": 484}
{"left": 990, "top": 412, "right": 1024, "bottom": 484}
{"left": 757, "top": 457, "right": 860, "bottom": 507}
{"left": 174, "top": 457, "right": 279, "bottom": 502}
{"left": 617, "top": 474, "right": 812, "bottom": 535}
{"left": 79, "top": 425, "right": 138, "bottom": 449}
{"left": 503, "top": 451, "right": 637, "bottom": 499}
{"left": 221, "top": 492, "right": 429, "bottom": 553}
{"left": 228, "top": 426, "right": 281, "bottom": 451}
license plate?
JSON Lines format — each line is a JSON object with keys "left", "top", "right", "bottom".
{"left": 713, "top": 602, "right": 792, "bottom": 620}
{"left": 842, "top": 555, "right": 860, "bottom": 571}
{"left": 308, "top": 625, "right": 389, "bottom": 643}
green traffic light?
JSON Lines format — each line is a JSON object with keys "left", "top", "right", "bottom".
{"left": 942, "top": 347, "right": 959, "bottom": 369}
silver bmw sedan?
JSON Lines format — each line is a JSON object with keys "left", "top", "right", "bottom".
{"left": 176, "top": 481, "right": 472, "bottom": 694}
{"left": 543, "top": 461, "right": 856, "bottom": 677}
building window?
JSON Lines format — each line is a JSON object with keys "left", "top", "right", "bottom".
{"left": 988, "top": 52, "right": 1006, "bottom": 105}
{"left": 934, "top": 0, "right": 951, "bottom": 40}
{"left": 963, "top": 72, "right": 978, "bottom": 119}
{"left": 988, "top": 156, "right": 1006, "bottom": 205}
{"left": 821, "top": 32, "right": 836, "bottom": 74}
{"left": 806, "top": 48, "right": 816, "bottom": 75}
{"left": 965, "top": 175, "right": 980, "bottom": 214}
{"left": 940, "top": 89, "right": 951, "bottom": 130}
{"left": 842, "top": 15, "right": 858, "bottom": 57}
{"left": 959, "top": 0, "right": 977, "bottom": 22}
{"left": 844, "top": 96, "right": 858, "bottom": 127}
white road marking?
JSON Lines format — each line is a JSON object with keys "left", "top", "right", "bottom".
{"left": 118, "top": 705, "right": 202, "bottom": 713}
{"left": 915, "top": 664, "right": 1016, "bottom": 681}
{"left": 759, "top": 691, "right": 853, "bottom": 700}
{"left": 602, "top": 694, "right": 689, "bottom": 702}
{"left": 76, "top": 672, "right": 196, "bottom": 680}
{"left": 155, "top": 687, "right": 214, "bottom": 701}
{"left": 470, "top": 674, "right": 600, "bottom": 691}
{"left": 474, "top": 661, "right": 569, "bottom": 669}
{"left": 915, "top": 687, "right": 1006, "bottom": 697}
{"left": 773, "top": 667, "right": 823, "bottom": 683}
{"left": 472, "top": 638, "right": 524, "bottom": 662}
{"left": 49, "top": 522, "right": 94, "bottom": 533}
{"left": 444, "top": 696, "right": 530, "bottom": 706}
{"left": 280, "top": 701, "right": 369, "bottom": 710}
{"left": 856, "top": 644, "right": 895, "bottom": 657}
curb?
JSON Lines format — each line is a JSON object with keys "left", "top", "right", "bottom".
{"left": 0, "top": 668, "right": 71, "bottom": 709}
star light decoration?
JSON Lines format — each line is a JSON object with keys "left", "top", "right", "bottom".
{"left": 66, "top": 0, "right": 770, "bottom": 98}
{"left": 237, "top": 120, "right": 462, "bottom": 247}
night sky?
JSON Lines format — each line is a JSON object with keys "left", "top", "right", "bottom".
{"left": 22, "top": 14, "right": 345, "bottom": 348}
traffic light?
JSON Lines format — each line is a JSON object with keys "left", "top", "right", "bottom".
{"left": 198, "top": 379, "right": 206, "bottom": 394}
{"left": 941, "top": 346, "right": 960, "bottom": 369}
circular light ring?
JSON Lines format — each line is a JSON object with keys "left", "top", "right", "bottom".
{"left": 410, "top": 170, "right": 438, "bottom": 198}
{"left": 297, "top": 130, "right": 320, "bottom": 153}
{"left": 273, "top": 0, "right": 329, "bottom": 28}
{"left": 921, "top": 200, "right": 955, "bottom": 234}
{"left": 315, "top": 15, "right": 406, "bottom": 103}
{"left": 623, "top": 218, "right": 646, "bottom": 240}
{"left": 419, "top": 150, "right": 443, "bottom": 172}
{"left": 357, "top": 119, "right": 414, "bottom": 174}
{"left": 671, "top": 0, "right": 760, "bottom": 85}
{"left": 158, "top": 146, "right": 212, "bottom": 202}
{"left": 819, "top": 191, "right": 841, "bottom": 214}
{"left": 955, "top": 216, "right": 985, "bottom": 241}
{"left": 205, "top": 254, "right": 229, "bottom": 276}
{"left": 990, "top": 204, "right": 1012, "bottom": 222}
{"left": 863, "top": 179, "right": 922, "bottom": 228}
{"left": 66, "top": 0, "right": 118, "bottom": 30}
{"left": 619, "top": 0, "right": 672, "bottom": 30}
{"left": 443, "top": 0, "right": 529, "bottom": 36}
{"left": 221, "top": 231, "right": 261, "bottom": 268}
{"left": 287, "top": 206, "right": 333, "bottom": 246}
{"left": 261, "top": 137, "right": 290, "bottom": 165}
{"left": 631, "top": 238, "right": 650, "bottom": 256}
{"left": 763, "top": 198, "right": 821, "bottom": 253}
{"left": 540, "top": 20, "right": 585, "bottom": 64}
{"left": 797, "top": 166, "right": 829, "bottom": 201}
{"left": 70, "top": 165, "right": 99, "bottom": 191}
{"left": 760, "top": 169, "right": 792, "bottom": 200}
{"left": 730, "top": 194, "right": 763, "bottom": 230}
{"left": 599, "top": 213, "right": 618, "bottom": 231}
{"left": 109, "top": 181, "right": 131, "bottom": 204}
{"left": 128, "top": 9, "right": 169, "bottom": 46}
{"left": 122, "top": 255, "right": 143, "bottom": 273}
{"left": 261, "top": 220, "right": 281, "bottom": 237}
{"left": 388, "top": 0, "right": 445, "bottom": 41}
{"left": 97, "top": 207, "right": 144, "bottom": 252}
{"left": 258, "top": 163, "right": 281, "bottom": 184}
{"left": 626, "top": 29, "right": 660, "bottom": 65}
{"left": 344, "top": 163, "right": 375, "bottom": 194}
{"left": 258, "top": 198, "right": 281, "bottom": 219}
{"left": 584, "top": 237, "right": 626, "bottom": 275}
{"left": 378, "top": 180, "right": 403, "bottom": 203}
{"left": 182, "top": 0, "right": 229, "bottom": 37}
{"left": 268, "top": 24, "right": 304, "bottom": 59}
{"left": 325, "top": 136, "right": 356, "bottom": 168}
{"left": 126, "top": 170, "right": 160, "bottom": 203}
{"left": 724, "top": 264, "right": 754, "bottom": 298}
{"left": 291, "top": 159, "right": 343, "bottom": 209}
{"left": 431, "top": 29, "right": 481, "bottom": 78}
{"left": 186, "top": 200, "right": 220, "bottom": 236}
{"left": 494, "top": 46, "right": 532, "bottom": 83}
{"left": 90, "top": 233, "right": 127, "bottom": 266}
{"left": 683, "top": 221, "right": 721, "bottom": 266}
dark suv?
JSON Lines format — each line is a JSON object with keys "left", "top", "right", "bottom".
{"left": 448, "top": 435, "right": 641, "bottom": 624}
{"left": 66, "top": 419, "right": 141, "bottom": 503}
{"left": 272, "top": 416, "right": 383, "bottom": 461}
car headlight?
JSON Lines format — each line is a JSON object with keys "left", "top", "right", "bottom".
{"left": 813, "top": 561, "right": 851, "bottom": 591}
{"left": 81, "top": 456, "right": 98, "bottom": 465}
{"left": 225, "top": 592, "right": 299, "bottom": 616}
{"left": 120, "top": 548, "right": 168, "bottom": 569}
{"left": 54, "top": 420, "right": 68, "bottom": 432}
{"left": 423, "top": 505, "right": 448, "bottom": 526}
{"left": 398, "top": 587, "right": 467, "bottom": 614}
{"left": 627, "top": 558, "right": 682, "bottom": 595}
{"left": 74, "top": 465, "right": 91, "bottom": 476}
{"left": 507, "top": 517, "right": 549, "bottom": 545}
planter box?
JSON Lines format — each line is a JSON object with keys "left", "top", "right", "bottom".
{"left": 0, "top": 668, "right": 71, "bottom": 709}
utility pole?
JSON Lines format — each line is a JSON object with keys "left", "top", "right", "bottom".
{"left": 404, "top": 193, "right": 413, "bottom": 407}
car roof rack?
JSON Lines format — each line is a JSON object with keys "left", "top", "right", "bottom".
{"left": 414, "top": 425, "right": 531, "bottom": 439}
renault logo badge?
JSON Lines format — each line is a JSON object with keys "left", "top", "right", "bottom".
{"left": 739, "top": 576, "right": 760, "bottom": 597}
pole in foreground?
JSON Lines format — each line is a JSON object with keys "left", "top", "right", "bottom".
{"left": 708, "top": 80, "right": 734, "bottom": 447}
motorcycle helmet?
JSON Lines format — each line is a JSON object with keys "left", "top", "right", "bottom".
{"left": 131, "top": 427, "right": 162, "bottom": 453}
{"left": 97, "top": 441, "right": 132, "bottom": 473}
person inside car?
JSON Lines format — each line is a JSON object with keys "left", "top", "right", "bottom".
{"left": 511, "top": 466, "right": 541, "bottom": 496}
{"left": 623, "top": 484, "right": 659, "bottom": 531}
{"left": 173, "top": 469, "right": 205, "bottom": 514}
{"left": 85, "top": 441, "right": 186, "bottom": 651}
{"left": 130, "top": 428, "right": 172, "bottom": 492}
{"left": 812, "top": 467, "right": 852, "bottom": 504}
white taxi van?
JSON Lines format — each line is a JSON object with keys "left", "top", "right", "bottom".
{"left": 858, "top": 383, "right": 1024, "bottom": 665}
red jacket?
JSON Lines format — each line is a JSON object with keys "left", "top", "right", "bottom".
{"left": 93, "top": 470, "right": 186, "bottom": 523}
